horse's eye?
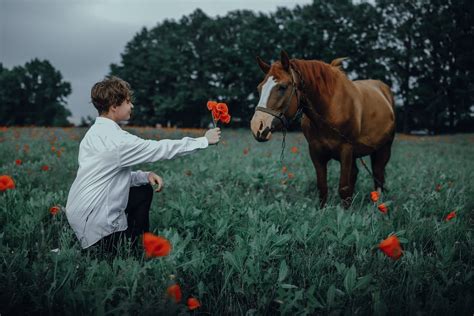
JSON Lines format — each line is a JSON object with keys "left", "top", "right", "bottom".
{"left": 279, "top": 85, "right": 287, "bottom": 91}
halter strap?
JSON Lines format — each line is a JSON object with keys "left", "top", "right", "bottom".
{"left": 254, "top": 66, "right": 303, "bottom": 130}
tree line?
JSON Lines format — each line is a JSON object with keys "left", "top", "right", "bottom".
{"left": 1, "top": 0, "right": 473, "bottom": 132}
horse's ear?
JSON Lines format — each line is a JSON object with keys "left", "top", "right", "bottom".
{"left": 256, "top": 56, "right": 270, "bottom": 74}
{"left": 330, "top": 57, "right": 348, "bottom": 69}
{"left": 280, "top": 50, "right": 290, "bottom": 71}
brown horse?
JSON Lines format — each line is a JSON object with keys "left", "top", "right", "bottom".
{"left": 250, "top": 51, "right": 395, "bottom": 207}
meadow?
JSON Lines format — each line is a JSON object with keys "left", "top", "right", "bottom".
{"left": 0, "top": 127, "right": 473, "bottom": 315}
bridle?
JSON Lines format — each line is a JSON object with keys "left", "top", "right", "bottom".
{"left": 254, "top": 66, "right": 305, "bottom": 131}
{"left": 254, "top": 65, "right": 307, "bottom": 160}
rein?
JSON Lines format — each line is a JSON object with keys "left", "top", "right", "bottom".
{"left": 255, "top": 63, "right": 388, "bottom": 191}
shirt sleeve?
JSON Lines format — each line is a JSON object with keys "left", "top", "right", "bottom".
{"left": 118, "top": 130, "right": 209, "bottom": 168}
{"left": 130, "top": 170, "right": 150, "bottom": 187}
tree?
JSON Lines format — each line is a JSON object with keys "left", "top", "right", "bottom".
{"left": 0, "top": 59, "right": 72, "bottom": 126}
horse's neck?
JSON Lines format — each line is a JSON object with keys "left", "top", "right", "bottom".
{"left": 295, "top": 59, "right": 349, "bottom": 117}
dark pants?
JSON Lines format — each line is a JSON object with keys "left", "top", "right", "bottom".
{"left": 95, "top": 184, "right": 154, "bottom": 256}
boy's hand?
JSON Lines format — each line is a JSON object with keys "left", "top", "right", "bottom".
{"left": 205, "top": 128, "right": 221, "bottom": 145}
{"left": 147, "top": 172, "right": 164, "bottom": 192}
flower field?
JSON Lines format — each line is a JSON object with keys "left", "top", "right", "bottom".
{"left": 1, "top": 127, "right": 473, "bottom": 315}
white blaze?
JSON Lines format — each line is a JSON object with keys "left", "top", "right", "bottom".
{"left": 257, "top": 76, "right": 277, "bottom": 108}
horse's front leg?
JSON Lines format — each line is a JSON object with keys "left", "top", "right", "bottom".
{"left": 339, "top": 144, "right": 354, "bottom": 208}
{"left": 309, "top": 145, "right": 329, "bottom": 208}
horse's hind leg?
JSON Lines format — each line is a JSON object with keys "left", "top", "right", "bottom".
{"left": 309, "top": 145, "right": 329, "bottom": 208}
{"left": 370, "top": 141, "right": 393, "bottom": 192}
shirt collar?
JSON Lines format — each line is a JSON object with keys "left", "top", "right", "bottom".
{"left": 95, "top": 117, "right": 122, "bottom": 130}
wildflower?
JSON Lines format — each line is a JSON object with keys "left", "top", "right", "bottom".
{"left": 187, "top": 297, "right": 201, "bottom": 310}
{"left": 445, "top": 211, "right": 456, "bottom": 222}
{"left": 167, "top": 284, "right": 182, "bottom": 303}
{"left": 41, "top": 165, "right": 49, "bottom": 171}
{"left": 282, "top": 166, "right": 287, "bottom": 173}
{"left": 287, "top": 172, "right": 295, "bottom": 179}
{"left": 0, "top": 175, "right": 15, "bottom": 192}
{"left": 435, "top": 184, "right": 442, "bottom": 192}
{"left": 291, "top": 146, "right": 298, "bottom": 153}
{"left": 243, "top": 148, "right": 249, "bottom": 155}
{"left": 207, "top": 100, "right": 231, "bottom": 125}
{"left": 379, "top": 235, "right": 403, "bottom": 260}
{"left": 15, "top": 159, "right": 22, "bottom": 165}
{"left": 51, "top": 146, "right": 56, "bottom": 152}
{"left": 50, "top": 206, "right": 60, "bottom": 215}
{"left": 370, "top": 191, "right": 379, "bottom": 203}
{"left": 378, "top": 203, "right": 388, "bottom": 214}
{"left": 143, "top": 232, "right": 171, "bottom": 257}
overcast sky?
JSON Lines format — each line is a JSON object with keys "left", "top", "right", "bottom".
{"left": 1, "top": 0, "right": 312, "bottom": 125}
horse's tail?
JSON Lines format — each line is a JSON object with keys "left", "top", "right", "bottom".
{"left": 330, "top": 57, "right": 348, "bottom": 70}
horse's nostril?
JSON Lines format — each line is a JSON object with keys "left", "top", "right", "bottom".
{"left": 259, "top": 121, "right": 264, "bottom": 131}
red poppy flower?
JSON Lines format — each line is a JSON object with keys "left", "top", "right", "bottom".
{"left": 212, "top": 109, "right": 221, "bottom": 121}
{"left": 216, "top": 103, "right": 228, "bottom": 115}
{"left": 207, "top": 101, "right": 218, "bottom": 111}
{"left": 207, "top": 101, "right": 231, "bottom": 124}
{"left": 41, "top": 165, "right": 49, "bottom": 171}
{"left": 15, "top": 159, "right": 22, "bottom": 165}
{"left": 0, "top": 175, "right": 15, "bottom": 192}
{"left": 445, "top": 211, "right": 456, "bottom": 221}
{"left": 378, "top": 203, "right": 388, "bottom": 214}
{"left": 50, "top": 206, "right": 60, "bottom": 215}
{"left": 143, "top": 232, "right": 171, "bottom": 257}
{"left": 287, "top": 172, "right": 295, "bottom": 179}
{"left": 379, "top": 235, "right": 403, "bottom": 260}
{"left": 167, "top": 284, "right": 182, "bottom": 303}
{"left": 291, "top": 146, "right": 298, "bottom": 153}
{"left": 220, "top": 113, "right": 231, "bottom": 124}
{"left": 282, "top": 166, "right": 288, "bottom": 173}
{"left": 243, "top": 148, "right": 249, "bottom": 155}
{"left": 370, "top": 191, "right": 379, "bottom": 203}
{"left": 187, "top": 297, "right": 201, "bottom": 310}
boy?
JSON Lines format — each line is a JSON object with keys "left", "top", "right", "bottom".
{"left": 65, "top": 76, "right": 220, "bottom": 254}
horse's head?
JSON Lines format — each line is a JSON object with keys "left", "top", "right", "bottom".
{"left": 250, "top": 50, "right": 300, "bottom": 142}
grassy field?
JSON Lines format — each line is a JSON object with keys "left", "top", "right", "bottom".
{"left": 0, "top": 127, "right": 473, "bottom": 315}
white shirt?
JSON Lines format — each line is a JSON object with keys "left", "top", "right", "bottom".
{"left": 65, "top": 117, "right": 208, "bottom": 249}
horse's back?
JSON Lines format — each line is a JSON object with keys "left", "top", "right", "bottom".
{"left": 353, "top": 79, "right": 395, "bottom": 149}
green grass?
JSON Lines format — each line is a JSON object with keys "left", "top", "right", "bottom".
{"left": 1, "top": 127, "right": 473, "bottom": 315}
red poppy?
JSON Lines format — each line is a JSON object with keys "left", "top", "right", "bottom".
{"left": 143, "top": 232, "right": 172, "bottom": 257}
{"left": 0, "top": 175, "right": 15, "bottom": 192}
{"left": 220, "top": 113, "right": 231, "bottom": 124}
{"left": 445, "top": 211, "right": 456, "bottom": 221}
{"left": 187, "top": 297, "right": 201, "bottom": 310}
{"left": 291, "top": 146, "right": 298, "bottom": 153}
{"left": 41, "top": 165, "right": 49, "bottom": 171}
{"left": 379, "top": 235, "right": 403, "bottom": 260}
{"left": 207, "top": 101, "right": 218, "bottom": 111}
{"left": 207, "top": 101, "right": 231, "bottom": 124}
{"left": 287, "top": 172, "right": 295, "bottom": 179}
{"left": 15, "top": 159, "right": 22, "bottom": 165}
{"left": 435, "top": 184, "right": 442, "bottom": 192}
{"left": 167, "top": 284, "right": 182, "bottom": 303}
{"left": 282, "top": 166, "right": 288, "bottom": 173}
{"left": 370, "top": 191, "right": 379, "bottom": 203}
{"left": 378, "top": 203, "right": 388, "bottom": 214}
{"left": 51, "top": 146, "right": 56, "bottom": 152}
{"left": 50, "top": 206, "right": 60, "bottom": 215}
{"left": 243, "top": 148, "right": 249, "bottom": 155}
{"left": 216, "top": 103, "right": 228, "bottom": 115}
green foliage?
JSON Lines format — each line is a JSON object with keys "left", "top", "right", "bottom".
{"left": 110, "top": 1, "right": 474, "bottom": 132}
{"left": 0, "top": 60, "right": 72, "bottom": 126}
{"left": 0, "top": 127, "right": 473, "bottom": 314}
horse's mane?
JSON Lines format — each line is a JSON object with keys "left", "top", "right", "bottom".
{"left": 291, "top": 59, "right": 346, "bottom": 99}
